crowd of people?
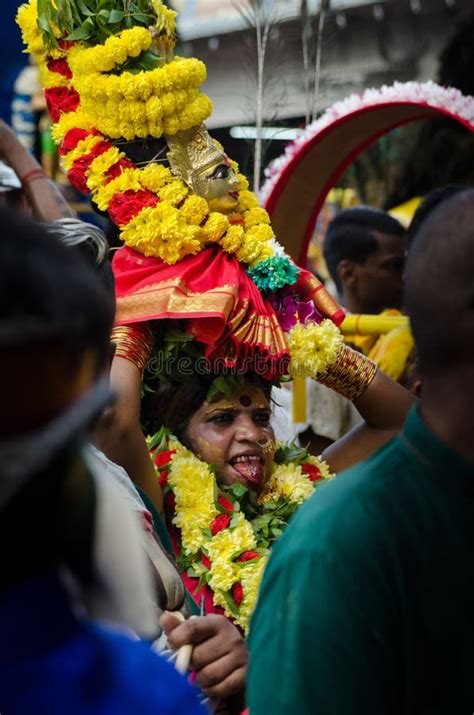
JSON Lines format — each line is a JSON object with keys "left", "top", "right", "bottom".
{"left": 1, "top": 1, "right": 473, "bottom": 713}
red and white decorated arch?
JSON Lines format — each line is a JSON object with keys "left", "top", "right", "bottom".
{"left": 262, "top": 82, "right": 474, "bottom": 263}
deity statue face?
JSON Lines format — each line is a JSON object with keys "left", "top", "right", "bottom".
{"left": 166, "top": 125, "right": 241, "bottom": 213}
{"left": 195, "top": 157, "right": 240, "bottom": 213}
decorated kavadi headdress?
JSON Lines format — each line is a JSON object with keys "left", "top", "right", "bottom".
{"left": 17, "top": 0, "right": 347, "bottom": 389}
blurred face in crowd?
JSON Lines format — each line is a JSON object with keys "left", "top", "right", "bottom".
{"left": 348, "top": 231, "right": 406, "bottom": 313}
{"left": 185, "top": 383, "right": 276, "bottom": 491}
{"left": 0, "top": 345, "right": 99, "bottom": 439}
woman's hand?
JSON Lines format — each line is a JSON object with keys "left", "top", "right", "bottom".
{"left": 160, "top": 612, "right": 247, "bottom": 703}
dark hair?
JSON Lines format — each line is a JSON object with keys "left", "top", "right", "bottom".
{"left": 0, "top": 208, "right": 114, "bottom": 360}
{"left": 323, "top": 206, "right": 406, "bottom": 292}
{"left": 438, "top": 13, "right": 474, "bottom": 97}
{"left": 404, "top": 188, "right": 474, "bottom": 375}
{"left": 407, "top": 185, "right": 466, "bottom": 251}
{"left": 143, "top": 374, "right": 272, "bottom": 447}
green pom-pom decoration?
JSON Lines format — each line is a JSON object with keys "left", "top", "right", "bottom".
{"left": 247, "top": 256, "right": 300, "bottom": 292}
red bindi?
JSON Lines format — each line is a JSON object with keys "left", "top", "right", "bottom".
{"left": 239, "top": 395, "right": 252, "bottom": 407}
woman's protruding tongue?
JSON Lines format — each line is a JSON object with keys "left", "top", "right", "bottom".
{"left": 232, "top": 457, "right": 264, "bottom": 488}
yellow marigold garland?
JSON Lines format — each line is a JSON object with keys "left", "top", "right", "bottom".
{"left": 16, "top": 0, "right": 293, "bottom": 274}
{"left": 68, "top": 28, "right": 152, "bottom": 76}
{"left": 155, "top": 435, "right": 333, "bottom": 632}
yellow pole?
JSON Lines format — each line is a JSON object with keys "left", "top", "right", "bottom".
{"left": 341, "top": 314, "right": 408, "bottom": 336}
{"left": 292, "top": 376, "right": 307, "bottom": 423}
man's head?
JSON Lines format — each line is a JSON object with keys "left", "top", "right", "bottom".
{"left": 323, "top": 206, "right": 406, "bottom": 314}
{"left": 405, "top": 188, "right": 474, "bottom": 379}
{"left": 0, "top": 209, "right": 115, "bottom": 439}
{"left": 408, "top": 185, "right": 466, "bottom": 252}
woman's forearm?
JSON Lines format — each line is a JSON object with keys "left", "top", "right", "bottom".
{"left": 353, "top": 368, "right": 415, "bottom": 430}
{"left": 94, "top": 355, "right": 164, "bottom": 515}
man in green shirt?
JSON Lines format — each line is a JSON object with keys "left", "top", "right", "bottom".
{"left": 248, "top": 189, "right": 474, "bottom": 714}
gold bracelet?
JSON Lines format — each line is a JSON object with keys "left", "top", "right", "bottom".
{"left": 111, "top": 322, "right": 154, "bottom": 373}
{"left": 317, "top": 345, "right": 377, "bottom": 401}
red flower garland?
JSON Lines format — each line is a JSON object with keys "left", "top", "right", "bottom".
{"left": 236, "top": 551, "right": 260, "bottom": 563}
{"left": 60, "top": 128, "right": 99, "bottom": 156}
{"left": 47, "top": 57, "right": 72, "bottom": 79}
{"left": 105, "top": 158, "right": 136, "bottom": 183}
{"left": 232, "top": 583, "right": 244, "bottom": 607}
{"left": 301, "top": 463, "right": 323, "bottom": 481}
{"left": 211, "top": 513, "right": 231, "bottom": 535}
{"left": 67, "top": 141, "right": 111, "bottom": 193}
{"left": 109, "top": 189, "right": 159, "bottom": 226}
{"left": 45, "top": 87, "right": 80, "bottom": 123}
{"left": 217, "top": 496, "right": 235, "bottom": 512}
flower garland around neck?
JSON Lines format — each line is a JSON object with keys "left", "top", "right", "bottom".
{"left": 17, "top": 0, "right": 300, "bottom": 289}
{"left": 150, "top": 428, "right": 334, "bottom": 633}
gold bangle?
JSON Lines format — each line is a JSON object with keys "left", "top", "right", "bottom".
{"left": 112, "top": 322, "right": 154, "bottom": 372}
{"left": 317, "top": 345, "right": 377, "bottom": 401}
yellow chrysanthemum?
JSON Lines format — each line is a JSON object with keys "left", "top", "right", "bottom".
{"left": 200, "top": 212, "right": 230, "bottom": 243}
{"left": 207, "top": 513, "right": 257, "bottom": 591}
{"left": 51, "top": 109, "right": 94, "bottom": 143}
{"left": 288, "top": 320, "right": 344, "bottom": 378}
{"left": 86, "top": 146, "right": 125, "bottom": 193}
{"left": 16, "top": 0, "right": 46, "bottom": 57}
{"left": 220, "top": 224, "right": 245, "bottom": 254}
{"left": 237, "top": 190, "right": 260, "bottom": 213}
{"left": 244, "top": 207, "right": 271, "bottom": 230}
{"left": 259, "top": 463, "right": 315, "bottom": 506}
{"left": 158, "top": 179, "right": 189, "bottom": 206}
{"left": 248, "top": 242, "right": 274, "bottom": 266}
{"left": 238, "top": 558, "right": 267, "bottom": 631}
{"left": 180, "top": 195, "right": 209, "bottom": 225}
{"left": 120, "top": 203, "right": 201, "bottom": 265}
{"left": 140, "top": 163, "right": 174, "bottom": 193}
{"left": 237, "top": 173, "right": 250, "bottom": 192}
{"left": 168, "top": 447, "right": 217, "bottom": 554}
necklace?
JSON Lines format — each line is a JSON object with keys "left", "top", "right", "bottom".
{"left": 151, "top": 431, "right": 333, "bottom": 632}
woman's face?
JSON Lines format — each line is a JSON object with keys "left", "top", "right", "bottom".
{"left": 185, "top": 384, "right": 276, "bottom": 491}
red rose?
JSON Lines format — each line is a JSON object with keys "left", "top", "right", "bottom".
{"left": 60, "top": 128, "right": 92, "bottom": 156}
{"left": 210, "top": 513, "right": 231, "bottom": 535}
{"left": 68, "top": 156, "right": 96, "bottom": 193}
{"left": 232, "top": 583, "right": 244, "bottom": 607}
{"left": 45, "top": 87, "right": 80, "bottom": 122}
{"left": 302, "top": 463, "right": 323, "bottom": 481}
{"left": 236, "top": 551, "right": 260, "bottom": 563}
{"left": 201, "top": 554, "right": 212, "bottom": 570}
{"left": 105, "top": 158, "right": 135, "bottom": 182}
{"left": 67, "top": 141, "right": 110, "bottom": 193}
{"left": 58, "top": 40, "right": 76, "bottom": 51}
{"left": 217, "top": 496, "right": 234, "bottom": 512}
{"left": 47, "top": 57, "right": 72, "bottom": 79}
{"left": 109, "top": 189, "right": 159, "bottom": 226}
{"left": 159, "top": 470, "right": 169, "bottom": 487}
{"left": 154, "top": 449, "right": 176, "bottom": 469}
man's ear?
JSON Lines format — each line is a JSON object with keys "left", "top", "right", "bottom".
{"left": 337, "top": 259, "right": 358, "bottom": 290}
